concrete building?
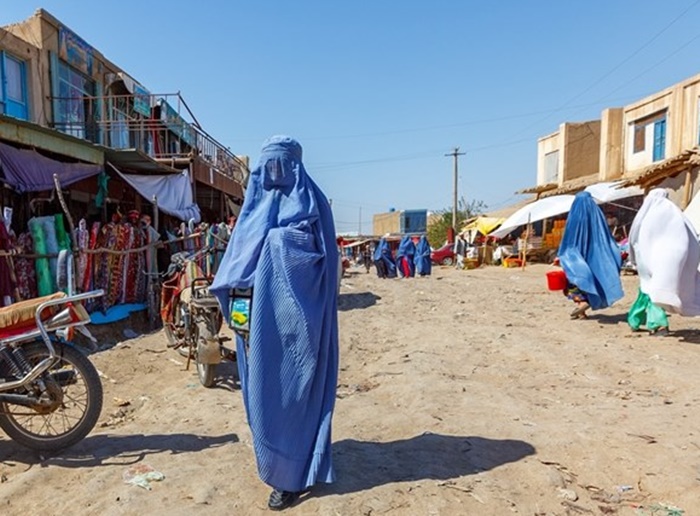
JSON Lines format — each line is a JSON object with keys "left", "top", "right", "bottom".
{"left": 520, "top": 71, "right": 700, "bottom": 210}
{"left": 372, "top": 209, "right": 427, "bottom": 236}
{"left": 0, "top": 9, "right": 247, "bottom": 223}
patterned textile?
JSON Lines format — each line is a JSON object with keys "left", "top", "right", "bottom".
{"left": 75, "top": 219, "right": 89, "bottom": 292}
{"left": 14, "top": 232, "right": 37, "bottom": 301}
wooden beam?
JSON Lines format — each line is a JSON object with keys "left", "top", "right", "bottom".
{"left": 682, "top": 169, "right": 693, "bottom": 209}
{"left": 0, "top": 121, "right": 103, "bottom": 164}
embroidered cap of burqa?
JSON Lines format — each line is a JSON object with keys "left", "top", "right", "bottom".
{"left": 210, "top": 136, "right": 339, "bottom": 492}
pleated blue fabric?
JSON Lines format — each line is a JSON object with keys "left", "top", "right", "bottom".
{"left": 210, "top": 136, "right": 338, "bottom": 492}
{"left": 396, "top": 235, "right": 416, "bottom": 277}
{"left": 373, "top": 238, "right": 397, "bottom": 278}
{"left": 558, "top": 191, "right": 623, "bottom": 310}
{"left": 414, "top": 235, "right": 432, "bottom": 276}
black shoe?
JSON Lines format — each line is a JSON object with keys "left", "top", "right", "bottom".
{"left": 268, "top": 489, "right": 300, "bottom": 511}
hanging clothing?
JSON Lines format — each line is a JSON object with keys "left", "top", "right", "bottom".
{"left": 557, "top": 191, "right": 623, "bottom": 311}
{"left": 414, "top": 235, "right": 432, "bottom": 276}
{"left": 627, "top": 289, "right": 669, "bottom": 331}
{"left": 628, "top": 188, "right": 700, "bottom": 316}
{"left": 395, "top": 235, "right": 416, "bottom": 278}
{"left": 210, "top": 136, "right": 338, "bottom": 493}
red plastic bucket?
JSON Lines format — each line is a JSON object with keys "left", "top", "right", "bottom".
{"left": 546, "top": 270, "right": 568, "bottom": 291}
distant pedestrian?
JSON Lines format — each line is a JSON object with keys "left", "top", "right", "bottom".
{"left": 374, "top": 238, "right": 396, "bottom": 278}
{"left": 414, "top": 235, "right": 432, "bottom": 276}
{"left": 396, "top": 235, "right": 416, "bottom": 278}
{"left": 362, "top": 244, "right": 372, "bottom": 273}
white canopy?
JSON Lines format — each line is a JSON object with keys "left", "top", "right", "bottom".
{"left": 490, "top": 195, "right": 575, "bottom": 238}
{"left": 584, "top": 181, "right": 643, "bottom": 204}
{"left": 489, "top": 181, "right": 644, "bottom": 239}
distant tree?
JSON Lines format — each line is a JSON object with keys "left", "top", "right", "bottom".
{"left": 427, "top": 197, "right": 486, "bottom": 247}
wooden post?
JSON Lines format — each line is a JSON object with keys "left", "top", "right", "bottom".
{"left": 682, "top": 169, "right": 693, "bottom": 209}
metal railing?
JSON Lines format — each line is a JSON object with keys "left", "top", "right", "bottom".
{"left": 49, "top": 92, "right": 248, "bottom": 184}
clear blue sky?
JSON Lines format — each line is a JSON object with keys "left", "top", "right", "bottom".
{"left": 3, "top": 2, "right": 700, "bottom": 233}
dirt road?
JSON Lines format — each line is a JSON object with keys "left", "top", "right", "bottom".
{"left": 1, "top": 263, "right": 698, "bottom": 515}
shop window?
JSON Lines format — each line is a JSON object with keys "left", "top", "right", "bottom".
{"left": 0, "top": 52, "right": 29, "bottom": 120}
{"left": 54, "top": 59, "right": 96, "bottom": 140}
{"left": 544, "top": 150, "right": 559, "bottom": 184}
{"left": 632, "top": 111, "right": 666, "bottom": 161}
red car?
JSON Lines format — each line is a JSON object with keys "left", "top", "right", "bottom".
{"left": 430, "top": 243, "right": 456, "bottom": 265}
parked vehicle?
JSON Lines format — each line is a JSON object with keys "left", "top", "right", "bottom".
{"left": 430, "top": 243, "right": 456, "bottom": 265}
{"left": 161, "top": 249, "right": 230, "bottom": 387}
{"left": 0, "top": 289, "right": 104, "bottom": 451}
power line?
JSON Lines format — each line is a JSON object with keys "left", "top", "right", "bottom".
{"left": 501, "top": 0, "right": 700, "bottom": 141}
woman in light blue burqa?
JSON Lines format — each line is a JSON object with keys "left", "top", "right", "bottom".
{"left": 210, "top": 136, "right": 338, "bottom": 511}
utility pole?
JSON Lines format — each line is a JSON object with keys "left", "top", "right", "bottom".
{"left": 445, "top": 147, "right": 465, "bottom": 238}
{"left": 358, "top": 206, "right": 362, "bottom": 236}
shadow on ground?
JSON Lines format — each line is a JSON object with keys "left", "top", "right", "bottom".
{"left": 338, "top": 292, "right": 381, "bottom": 311}
{"left": 314, "top": 432, "right": 535, "bottom": 496}
{"left": 0, "top": 432, "right": 238, "bottom": 468}
{"left": 587, "top": 312, "right": 629, "bottom": 325}
{"left": 669, "top": 328, "right": 700, "bottom": 344}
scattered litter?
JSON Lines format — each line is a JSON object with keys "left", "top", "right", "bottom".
{"left": 558, "top": 488, "right": 578, "bottom": 501}
{"left": 113, "top": 397, "right": 131, "bottom": 407}
{"left": 168, "top": 358, "right": 184, "bottom": 366}
{"left": 616, "top": 485, "right": 634, "bottom": 493}
{"left": 635, "top": 502, "right": 684, "bottom": 516}
{"left": 123, "top": 328, "right": 139, "bottom": 339}
{"left": 123, "top": 464, "right": 165, "bottom": 490}
{"left": 626, "top": 433, "right": 657, "bottom": 444}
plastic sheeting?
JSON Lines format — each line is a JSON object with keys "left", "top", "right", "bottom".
{"left": 0, "top": 141, "right": 102, "bottom": 193}
{"left": 683, "top": 189, "right": 700, "bottom": 235}
{"left": 490, "top": 195, "right": 575, "bottom": 238}
{"left": 112, "top": 165, "right": 201, "bottom": 223}
{"left": 584, "top": 181, "right": 643, "bottom": 203}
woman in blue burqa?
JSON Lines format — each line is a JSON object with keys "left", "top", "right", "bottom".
{"left": 373, "top": 237, "right": 397, "bottom": 279}
{"left": 395, "top": 235, "right": 416, "bottom": 278}
{"left": 210, "top": 136, "right": 339, "bottom": 511}
{"left": 557, "top": 191, "right": 624, "bottom": 319}
{"left": 414, "top": 235, "right": 432, "bottom": 276}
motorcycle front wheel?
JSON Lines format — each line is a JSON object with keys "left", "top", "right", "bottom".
{"left": 195, "top": 314, "right": 219, "bottom": 388}
{"left": 0, "top": 342, "right": 103, "bottom": 452}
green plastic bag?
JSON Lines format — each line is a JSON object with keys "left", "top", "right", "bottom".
{"left": 627, "top": 288, "right": 668, "bottom": 331}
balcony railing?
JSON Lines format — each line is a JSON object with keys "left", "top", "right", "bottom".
{"left": 49, "top": 92, "right": 248, "bottom": 184}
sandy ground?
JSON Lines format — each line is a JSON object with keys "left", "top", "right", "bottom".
{"left": 1, "top": 262, "right": 699, "bottom": 515}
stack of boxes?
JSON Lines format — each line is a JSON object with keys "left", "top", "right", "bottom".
{"left": 544, "top": 220, "right": 566, "bottom": 249}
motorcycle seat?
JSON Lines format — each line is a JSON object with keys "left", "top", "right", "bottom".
{"left": 0, "top": 292, "right": 66, "bottom": 330}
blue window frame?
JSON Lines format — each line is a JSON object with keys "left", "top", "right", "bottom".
{"left": 0, "top": 52, "right": 29, "bottom": 121}
{"left": 653, "top": 117, "right": 666, "bottom": 162}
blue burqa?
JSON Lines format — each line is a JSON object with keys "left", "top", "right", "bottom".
{"left": 558, "top": 191, "right": 623, "bottom": 310}
{"left": 210, "top": 136, "right": 338, "bottom": 493}
{"left": 414, "top": 235, "right": 432, "bottom": 276}
{"left": 373, "top": 238, "right": 397, "bottom": 278}
{"left": 396, "top": 235, "right": 416, "bottom": 278}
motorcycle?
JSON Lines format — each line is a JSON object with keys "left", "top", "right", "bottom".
{"left": 0, "top": 286, "right": 104, "bottom": 451}
{"left": 161, "top": 248, "right": 231, "bottom": 387}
